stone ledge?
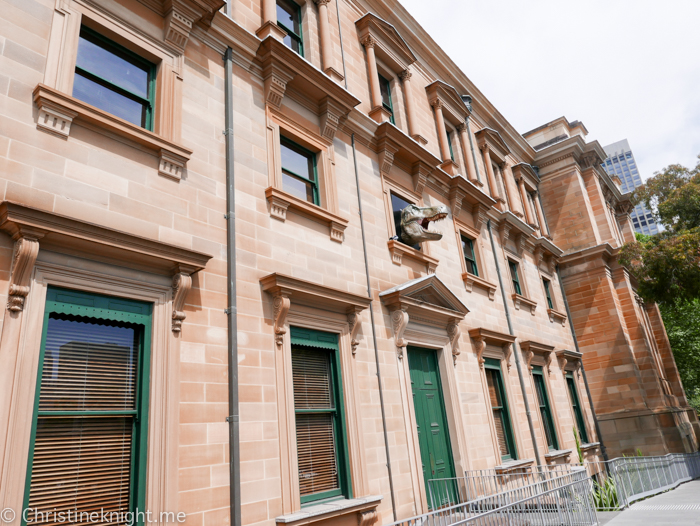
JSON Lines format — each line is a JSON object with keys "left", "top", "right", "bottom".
{"left": 33, "top": 84, "right": 192, "bottom": 181}
{"left": 494, "top": 458, "right": 535, "bottom": 473}
{"left": 545, "top": 449, "right": 572, "bottom": 462}
{"left": 580, "top": 442, "right": 600, "bottom": 452}
{"left": 387, "top": 239, "right": 439, "bottom": 274}
{"left": 512, "top": 293, "right": 537, "bottom": 315}
{"left": 547, "top": 307, "right": 568, "bottom": 326}
{"left": 265, "top": 187, "right": 349, "bottom": 243}
{"left": 462, "top": 272, "right": 497, "bottom": 300}
{"left": 276, "top": 495, "right": 382, "bottom": 525}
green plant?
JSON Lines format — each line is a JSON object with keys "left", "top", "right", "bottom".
{"left": 574, "top": 427, "right": 584, "bottom": 465}
{"left": 592, "top": 475, "right": 620, "bottom": 511}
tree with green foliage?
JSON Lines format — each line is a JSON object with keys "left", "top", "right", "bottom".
{"left": 619, "top": 156, "right": 700, "bottom": 411}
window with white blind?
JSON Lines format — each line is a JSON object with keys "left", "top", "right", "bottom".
{"left": 23, "top": 287, "right": 152, "bottom": 526}
{"left": 290, "top": 326, "right": 351, "bottom": 505}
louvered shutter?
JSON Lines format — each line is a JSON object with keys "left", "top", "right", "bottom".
{"left": 25, "top": 288, "right": 151, "bottom": 526}
{"left": 486, "top": 370, "right": 508, "bottom": 458}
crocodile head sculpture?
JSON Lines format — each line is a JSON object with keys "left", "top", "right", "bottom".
{"left": 399, "top": 204, "right": 449, "bottom": 246}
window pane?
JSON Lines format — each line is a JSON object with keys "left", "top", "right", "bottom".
{"left": 27, "top": 417, "right": 132, "bottom": 521}
{"left": 39, "top": 314, "right": 140, "bottom": 411}
{"left": 281, "top": 141, "right": 313, "bottom": 180}
{"left": 296, "top": 413, "right": 339, "bottom": 496}
{"left": 76, "top": 31, "right": 149, "bottom": 99}
{"left": 379, "top": 75, "right": 391, "bottom": 108}
{"left": 282, "top": 33, "right": 301, "bottom": 53}
{"left": 276, "top": 0, "right": 299, "bottom": 33}
{"left": 292, "top": 348, "right": 332, "bottom": 409}
{"left": 73, "top": 73, "right": 146, "bottom": 127}
{"left": 283, "top": 173, "right": 314, "bottom": 203}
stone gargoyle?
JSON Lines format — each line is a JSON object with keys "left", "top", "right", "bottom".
{"left": 399, "top": 204, "right": 449, "bottom": 246}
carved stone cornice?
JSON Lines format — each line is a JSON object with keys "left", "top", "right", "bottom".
{"left": 163, "top": 0, "right": 226, "bottom": 52}
{"left": 475, "top": 127, "right": 511, "bottom": 165}
{"left": 171, "top": 271, "right": 192, "bottom": 333}
{"left": 256, "top": 37, "right": 360, "bottom": 141}
{"left": 520, "top": 340, "right": 555, "bottom": 374}
{"left": 556, "top": 349, "right": 582, "bottom": 376}
{"left": 356, "top": 13, "right": 416, "bottom": 72}
{"left": 7, "top": 235, "right": 42, "bottom": 312}
{"left": 425, "top": 80, "right": 471, "bottom": 124}
{"left": 380, "top": 274, "right": 468, "bottom": 360}
{"left": 468, "top": 328, "right": 516, "bottom": 369}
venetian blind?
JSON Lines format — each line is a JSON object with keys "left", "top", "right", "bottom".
{"left": 292, "top": 347, "right": 339, "bottom": 497}
{"left": 26, "top": 313, "right": 142, "bottom": 525}
{"left": 486, "top": 369, "right": 508, "bottom": 458}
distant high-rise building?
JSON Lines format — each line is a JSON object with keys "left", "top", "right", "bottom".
{"left": 602, "top": 139, "right": 659, "bottom": 235}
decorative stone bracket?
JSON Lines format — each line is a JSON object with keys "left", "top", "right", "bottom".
{"left": 547, "top": 308, "right": 567, "bottom": 326}
{"left": 463, "top": 272, "right": 497, "bottom": 301}
{"left": 447, "top": 318, "right": 461, "bottom": 366}
{"left": 7, "top": 235, "right": 42, "bottom": 312}
{"left": 468, "top": 328, "right": 516, "bottom": 369}
{"left": 556, "top": 349, "right": 583, "bottom": 377}
{"left": 387, "top": 240, "right": 439, "bottom": 274}
{"left": 521, "top": 341, "right": 556, "bottom": 374}
{"left": 272, "top": 292, "right": 292, "bottom": 348}
{"left": 347, "top": 306, "right": 364, "bottom": 355}
{"left": 171, "top": 271, "right": 193, "bottom": 333}
{"left": 164, "top": 0, "right": 225, "bottom": 53}
{"left": 390, "top": 308, "right": 409, "bottom": 359}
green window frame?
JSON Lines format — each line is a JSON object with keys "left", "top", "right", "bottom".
{"left": 532, "top": 366, "right": 559, "bottom": 450}
{"left": 509, "top": 260, "right": 522, "bottom": 295}
{"left": 484, "top": 358, "right": 517, "bottom": 461}
{"left": 23, "top": 287, "right": 152, "bottom": 526}
{"left": 281, "top": 136, "right": 319, "bottom": 205}
{"left": 378, "top": 74, "right": 395, "bottom": 125}
{"left": 277, "top": 0, "right": 304, "bottom": 56}
{"left": 446, "top": 130, "right": 455, "bottom": 161}
{"left": 290, "top": 327, "right": 352, "bottom": 505}
{"left": 566, "top": 373, "right": 589, "bottom": 444}
{"left": 74, "top": 26, "right": 156, "bottom": 130}
{"left": 543, "top": 278, "right": 554, "bottom": 309}
{"left": 461, "top": 235, "right": 479, "bottom": 277}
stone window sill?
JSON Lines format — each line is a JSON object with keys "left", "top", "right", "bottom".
{"left": 33, "top": 84, "right": 192, "bottom": 181}
{"left": 462, "top": 272, "right": 497, "bottom": 301}
{"left": 265, "top": 187, "right": 348, "bottom": 243}
{"left": 545, "top": 449, "right": 572, "bottom": 463}
{"left": 495, "top": 458, "right": 534, "bottom": 473}
{"left": 387, "top": 239, "right": 439, "bottom": 274}
{"left": 512, "top": 293, "right": 537, "bottom": 316}
{"left": 547, "top": 307, "right": 567, "bottom": 326}
{"left": 580, "top": 442, "right": 600, "bottom": 452}
{"left": 276, "top": 495, "right": 382, "bottom": 526}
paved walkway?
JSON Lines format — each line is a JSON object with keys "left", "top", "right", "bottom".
{"left": 597, "top": 480, "right": 700, "bottom": 526}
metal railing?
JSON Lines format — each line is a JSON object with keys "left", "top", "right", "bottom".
{"left": 428, "top": 464, "right": 575, "bottom": 509}
{"left": 584, "top": 451, "right": 700, "bottom": 511}
{"left": 387, "top": 469, "right": 597, "bottom": 526}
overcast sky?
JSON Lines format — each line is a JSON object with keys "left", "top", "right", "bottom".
{"left": 399, "top": 0, "right": 700, "bottom": 181}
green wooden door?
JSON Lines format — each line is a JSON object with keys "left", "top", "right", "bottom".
{"left": 408, "top": 346, "right": 456, "bottom": 509}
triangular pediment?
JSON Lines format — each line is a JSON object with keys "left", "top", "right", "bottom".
{"left": 356, "top": 13, "right": 416, "bottom": 71}
{"left": 379, "top": 274, "right": 469, "bottom": 317}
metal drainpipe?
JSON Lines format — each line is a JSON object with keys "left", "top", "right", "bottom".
{"left": 224, "top": 47, "right": 242, "bottom": 526}
{"left": 556, "top": 266, "right": 609, "bottom": 462}
{"left": 486, "top": 220, "right": 542, "bottom": 467}
{"left": 335, "top": 0, "right": 348, "bottom": 89}
{"left": 351, "top": 133, "right": 397, "bottom": 521}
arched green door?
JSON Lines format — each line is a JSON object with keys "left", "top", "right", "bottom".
{"left": 408, "top": 346, "right": 456, "bottom": 508}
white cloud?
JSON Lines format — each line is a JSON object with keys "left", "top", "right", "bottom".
{"left": 399, "top": 0, "right": 700, "bottom": 180}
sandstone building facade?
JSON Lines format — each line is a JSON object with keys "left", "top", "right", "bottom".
{"left": 0, "top": 1, "right": 696, "bottom": 526}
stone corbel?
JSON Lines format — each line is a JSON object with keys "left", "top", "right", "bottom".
{"left": 357, "top": 510, "right": 378, "bottom": 526}
{"left": 447, "top": 319, "right": 461, "bottom": 366}
{"left": 273, "top": 292, "right": 292, "bottom": 348}
{"left": 498, "top": 222, "right": 511, "bottom": 246}
{"left": 164, "top": 3, "right": 194, "bottom": 52}
{"left": 557, "top": 354, "right": 568, "bottom": 375}
{"left": 377, "top": 139, "right": 399, "bottom": 178}
{"left": 472, "top": 335, "right": 486, "bottom": 368}
{"left": 319, "top": 97, "right": 343, "bottom": 142}
{"left": 449, "top": 186, "right": 467, "bottom": 219}
{"left": 390, "top": 308, "right": 409, "bottom": 359}
{"left": 7, "top": 235, "right": 42, "bottom": 312}
{"left": 36, "top": 98, "right": 78, "bottom": 138}
{"left": 523, "top": 348, "right": 534, "bottom": 370}
{"left": 347, "top": 307, "right": 364, "bottom": 355}
{"left": 534, "top": 245, "right": 544, "bottom": 267}
{"left": 503, "top": 342, "right": 513, "bottom": 370}
{"left": 263, "top": 63, "right": 295, "bottom": 109}
{"left": 514, "top": 233, "right": 526, "bottom": 255}
{"left": 547, "top": 255, "right": 557, "bottom": 275}
{"left": 412, "top": 161, "right": 431, "bottom": 195}
{"left": 171, "top": 271, "right": 193, "bottom": 333}
{"left": 544, "top": 350, "right": 553, "bottom": 375}
{"left": 472, "top": 204, "right": 488, "bottom": 232}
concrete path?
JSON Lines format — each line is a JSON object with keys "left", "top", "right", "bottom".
{"left": 597, "top": 480, "right": 700, "bottom": 526}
